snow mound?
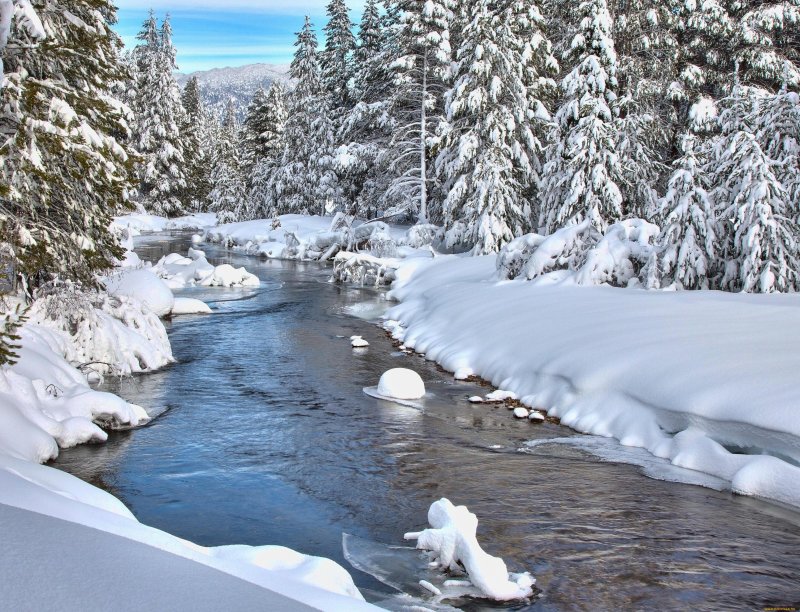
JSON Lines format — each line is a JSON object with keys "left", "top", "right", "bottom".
{"left": 104, "top": 268, "right": 174, "bottom": 317}
{"left": 29, "top": 283, "right": 173, "bottom": 377}
{"left": 0, "top": 325, "right": 150, "bottom": 463}
{"left": 207, "top": 545, "right": 364, "bottom": 601}
{"left": 377, "top": 368, "right": 425, "bottom": 400}
{"left": 151, "top": 249, "right": 259, "bottom": 289}
{"left": 171, "top": 298, "right": 212, "bottom": 315}
{"left": 404, "top": 499, "right": 534, "bottom": 601}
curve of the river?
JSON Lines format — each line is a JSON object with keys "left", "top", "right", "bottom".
{"left": 54, "top": 233, "right": 800, "bottom": 610}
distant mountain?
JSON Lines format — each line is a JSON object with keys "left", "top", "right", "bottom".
{"left": 176, "top": 63, "right": 291, "bottom": 119}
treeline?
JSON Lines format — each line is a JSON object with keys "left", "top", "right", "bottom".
{"left": 132, "top": 0, "right": 799, "bottom": 292}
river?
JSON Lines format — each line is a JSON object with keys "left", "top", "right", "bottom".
{"left": 54, "top": 233, "right": 800, "bottom": 610}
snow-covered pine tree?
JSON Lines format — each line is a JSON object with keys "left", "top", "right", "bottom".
{"left": 0, "top": 0, "right": 135, "bottom": 289}
{"left": 321, "top": 0, "right": 357, "bottom": 116}
{"left": 247, "top": 82, "right": 288, "bottom": 218}
{"left": 269, "top": 17, "right": 329, "bottom": 215}
{"left": 733, "top": 1, "right": 800, "bottom": 91}
{"left": 656, "top": 134, "right": 717, "bottom": 289}
{"left": 353, "top": 0, "right": 384, "bottom": 103}
{"left": 539, "top": 0, "right": 624, "bottom": 234}
{"left": 752, "top": 87, "right": 800, "bottom": 217}
{"left": 180, "top": 76, "right": 212, "bottom": 211}
{"left": 209, "top": 99, "right": 248, "bottom": 222}
{"left": 131, "top": 13, "right": 187, "bottom": 217}
{"left": 336, "top": 0, "right": 393, "bottom": 217}
{"left": 712, "top": 85, "right": 800, "bottom": 293}
{"left": 382, "top": 0, "right": 454, "bottom": 223}
{"left": 436, "top": 0, "right": 547, "bottom": 254}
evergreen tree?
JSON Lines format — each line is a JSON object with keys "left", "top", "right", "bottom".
{"left": 209, "top": 99, "right": 248, "bottom": 222}
{"left": 539, "top": 0, "right": 624, "bottom": 234}
{"left": 657, "top": 135, "right": 717, "bottom": 289}
{"left": 752, "top": 88, "right": 800, "bottom": 215}
{"left": 353, "top": 0, "right": 384, "bottom": 103}
{"left": 247, "top": 83, "right": 288, "bottom": 218}
{"left": 131, "top": 13, "right": 187, "bottom": 217}
{"left": 321, "top": 0, "right": 357, "bottom": 113}
{"left": 437, "top": 1, "right": 547, "bottom": 254}
{"left": 0, "top": 0, "right": 134, "bottom": 289}
{"left": 180, "top": 76, "right": 212, "bottom": 211}
{"left": 269, "top": 17, "right": 333, "bottom": 215}
{"left": 384, "top": 0, "right": 454, "bottom": 222}
{"left": 712, "top": 86, "right": 799, "bottom": 292}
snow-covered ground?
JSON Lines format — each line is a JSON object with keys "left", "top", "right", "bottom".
{"left": 384, "top": 254, "right": 800, "bottom": 509}
{"left": 111, "top": 212, "right": 218, "bottom": 235}
{"left": 0, "top": 230, "right": 374, "bottom": 609}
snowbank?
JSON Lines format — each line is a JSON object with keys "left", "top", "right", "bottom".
{"left": 0, "top": 324, "right": 149, "bottom": 463}
{"left": 205, "top": 215, "right": 434, "bottom": 282}
{"left": 111, "top": 212, "right": 218, "bottom": 235}
{"left": 104, "top": 268, "right": 175, "bottom": 316}
{"left": 28, "top": 284, "right": 173, "bottom": 377}
{"left": 151, "top": 248, "right": 259, "bottom": 289}
{"left": 385, "top": 254, "right": 800, "bottom": 509}
{"left": 0, "top": 453, "right": 373, "bottom": 610}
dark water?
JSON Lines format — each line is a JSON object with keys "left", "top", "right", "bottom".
{"left": 55, "top": 233, "right": 800, "bottom": 610}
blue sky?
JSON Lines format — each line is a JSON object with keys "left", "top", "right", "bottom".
{"left": 114, "top": 1, "right": 365, "bottom": 73}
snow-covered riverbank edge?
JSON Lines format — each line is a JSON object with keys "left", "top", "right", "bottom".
{"left": 0, "top": 232, "right": 375, "bottom": 610}
{"left": 383, "top": 254, "right": 800, "bottom": 510}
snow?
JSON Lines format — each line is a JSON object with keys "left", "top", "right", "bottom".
{"left": 150, "top": 248, "right": 260, "bottom": 289}
{"left": 112, "top": 212, "right": 218, "bottom": 235}
{"left": 404, "top": 498, "right": 534, "bottom": 601}
{"left": 103, "top": 268, "right": 175, "bottom": 317}
{"left": 0, "top": 325, "right": 149, "bottom": 463}
{"left": 350, "top": 335, "right": 370, "bottom": 348}
{"left": 172, "top": 297, "right": 212, "bottom": 315}
{"left": 385, "top": 254, "right": 800, "bottom": 509}
{"left": 376, "top": 368, "right": 426, "bottom": 400}
{"left": 204, "top": 215, "right": 429, "bottom": 281}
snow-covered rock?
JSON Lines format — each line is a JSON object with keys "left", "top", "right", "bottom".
{"left": 350, "top": 335, "right": 369, "bottom": 348}
{"left": 104, "top": 268, "right": 174, "bottom": 317}
{"left": 171, "top": 298, "right": 212, "bottom": 315}
{"left": 151, "top": 250, "right": 259, "bottom": 289}
{"left": 376, "top": 368, "right": 425, "bottom": 400}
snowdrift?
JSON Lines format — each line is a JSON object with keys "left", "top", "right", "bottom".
{"left": 385, "top": 254, "right": 800, "bottom": 509}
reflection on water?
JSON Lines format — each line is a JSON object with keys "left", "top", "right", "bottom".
{"left": 54, "top": 233, "right": 800, "bottom": 610}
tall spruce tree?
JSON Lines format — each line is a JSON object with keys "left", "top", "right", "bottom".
{"left": 269, "top": 17, "right": 329, "bottom": 215}
{"left": 539, "top": 0, "right": 624, "bottom": 234}
{"left": 656, "top": 134, "right": 717, "bottom": 289}
{"left": 711, "top": 85, "right": 799, "bottom": 292}
{"left": 247, "top": 82, "right": 288, "bottom": 218}
{"left": 209, "top": 99, "right": 248, "bottom": 222}
{"left": 384, "top": 0, "right": 454, "bottom": 222}
{"left": 180, "top": 76, "right": 212, "bottom": 211}
{"left": 131, "top": 13, "right": 187, "bottom": 217}
{"left": 0, "top": 0, "right": 134, "bottom": 289}
{"left": 321, "top": 0, "right": 357, "bottom": 115}
{"left": 437, "top": 1, "right": 548, "bottom": 254}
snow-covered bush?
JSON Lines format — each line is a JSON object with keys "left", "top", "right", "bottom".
{"left": 28, "top": 280, "right": 173, "bottom": 378}
{"left": 403, "top": 224, "right": 444, "bottom": 249}
{"left": 332, "top": 252, "right": 398, "bottom": 286}
{"left": 498, "top": 218, "right": 660, "bottom": 288}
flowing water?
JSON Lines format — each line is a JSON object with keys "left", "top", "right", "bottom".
{"left": 54, "top": 233, "right": 800, "bottom": 610}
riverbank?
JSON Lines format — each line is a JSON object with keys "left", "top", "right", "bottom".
{"left": 384, "top": 253, "right": 800, "bottom": 509}
{"left": 194, "top": 212, "right": 800, "bottom": 510}
{"left": 0, "top": 230, "right": 375, "bottom": 610}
